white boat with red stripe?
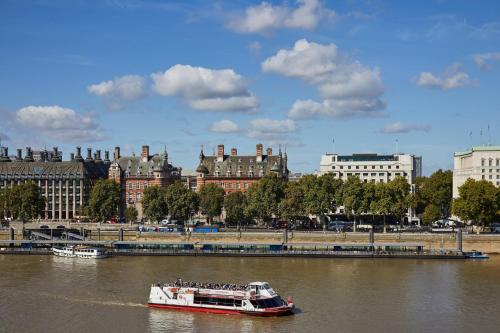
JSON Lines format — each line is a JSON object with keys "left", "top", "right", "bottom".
{"left": 148, "top": 280, "right": 294, "bottom": 316}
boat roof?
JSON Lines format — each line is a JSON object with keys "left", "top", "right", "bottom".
{"left": 248, "top": 282, "right": 269, "bottom": 286}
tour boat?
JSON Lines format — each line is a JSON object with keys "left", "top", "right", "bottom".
{"left": 148, "top": 280, "right": 294, "bottom": 316}
{"left": 52, "top": 246, "right": 107, "bottom": 259}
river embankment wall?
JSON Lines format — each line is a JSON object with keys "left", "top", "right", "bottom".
{"left": 2, "top": 229, "right": 499, "bottom": 253}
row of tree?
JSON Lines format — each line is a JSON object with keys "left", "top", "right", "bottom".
{"left": 0, "top": 182, "right": 45, "bottom": 220}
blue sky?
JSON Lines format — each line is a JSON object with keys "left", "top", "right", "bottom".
{"left": 1, "top": 0, "right": 500, "bottom": 175}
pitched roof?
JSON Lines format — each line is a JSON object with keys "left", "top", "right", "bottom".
{"left": 197, "top": 154, "right": 288, "bottom": 178}
{"left": 114, "top": 154, "right": 178, "bottom": 177}
{"left": 0, "top": 160, "right": 109, "bottom": 178}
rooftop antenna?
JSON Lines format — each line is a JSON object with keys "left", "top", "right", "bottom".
{"left": 469, "top": 131, "right": 473, "bottom": 149}
{"left": 487, "top": 124, "right": 491, "bottom": 146}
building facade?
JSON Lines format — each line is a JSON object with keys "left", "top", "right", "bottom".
{"left": 196, "top": 144, "right": 289, "bottom": 194}
{"left": 319, "top": 153, "right": 422, "bottom": 184}
{"left": 453, "top": 145, "right": 500, "bottom": 198}
{"left": 108, "top": 145, "right": 180, "bottom": 219}
{"left": 0, "top": 146, "right": 110, "bottom": 220}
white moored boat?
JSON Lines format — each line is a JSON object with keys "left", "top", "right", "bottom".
{"left": 148, "top": 279, "right": 294, "bottom": 316}
{"left": 52, "top": 246, "right": 107, "bottom": 259}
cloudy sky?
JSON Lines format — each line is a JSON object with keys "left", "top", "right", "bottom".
{"left": 1, "top": 0, "right": 499, "bottom": 174}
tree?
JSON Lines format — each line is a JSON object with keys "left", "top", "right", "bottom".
{"left": 198, "top": 183, "right": 225, "bottom": 223}
{"left": 142, "top": 185, "right": 168, "bottom": 223}
{"left": 301, "top": 174, "right": 343, "bottom": 226}
{"left": 224, "top": 192, "right": 247, "bottom": 226}
{"left": 373, "top": 182, "right": 392, "bottom": 232}
{"left": 279, "top": 181, "right": 305, "bottom": 222}
{"left": 388, "top": 176, "right": 411, "bottom": 223}
{"left": 452, "top": 179, "right": 499, "bottom": 226}
{"left": 361, "top": 181, "right": 376, "bottom": 224}
{"left": 342, "top": 176, "right": 365, "bottom": 231}
{"left": 420, "top": 170, "right": 453, "bottom": 218}
{"left": 124, "top": 206, "right": 138, "bottom": 223}
{"left": 245, "top": 174, "right": 285, "bottom": 225}
{"left": 88, "top": 179, "right": 121, "bottom": 222}
{"left": 0, "top": 182, "right": 45, "bottom": 220}
{"left": 165, "top": 181, "right": 199, "bottom": 220}
{"left": 422, "top": 204, "right": 440, "bottom": 225}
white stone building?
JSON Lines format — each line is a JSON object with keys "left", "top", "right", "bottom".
{"left": 319, "top": 153, "right": 422, "bottom": 184}
{"left": 453, "top": 146, "right": 500, "bottom": 198}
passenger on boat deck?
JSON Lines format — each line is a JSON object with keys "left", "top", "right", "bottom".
{"left": 166, "top": 280, "right": 247, "bottom": 291}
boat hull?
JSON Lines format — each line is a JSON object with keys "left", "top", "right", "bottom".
{"left": 148, "top": 303, "right": 293, "bottom": 316}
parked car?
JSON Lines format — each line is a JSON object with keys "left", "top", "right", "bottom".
{"left": 490, "top": 223, "right": 500, "bottom": 233}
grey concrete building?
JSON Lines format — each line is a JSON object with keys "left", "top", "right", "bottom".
{"left": 0, "top": 146, "right": 110, "bottom": 220}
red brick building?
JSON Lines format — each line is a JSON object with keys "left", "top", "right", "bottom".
{"left": 109, "top": 145, "right": 180, "bottom": 219}
{"left": 195, "top": 144, "right": 288, "bottom": 194}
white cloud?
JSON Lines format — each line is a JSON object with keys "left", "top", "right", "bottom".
{"left": 380, "top": 122, "right": 431, "bottom": 134}
{"left": 249, "top": 118, "right": 297, "bottom": 133}
{"left": 88, "top": 75, "right": 147, "bottom": 107}
{"left": 473, "top": 52, "right": 500, "bottom": 70}
{"left": 415, "top": 63, "right": 474, "bottom": 90}
{"left": 151, "top": 64, "right": 258, "bottom": 112}
{"left": 246, "top": 118, "right": 300, "bottom": 145}
{"left": 210, "top": 119, "right": 240, "bottom": 133}
{"left": 262, "top": 39, "right": 385, "bottom": 120}
{"left": 228, "top": 0, "right": 335, "bottom": 34}
{"left": 15, "top": 106, "right": 105, "bottom": 142}
{"left": 248, "top": 41, "right": 262, "bottom": 51}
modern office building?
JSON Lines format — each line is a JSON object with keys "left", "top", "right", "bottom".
{"left": 108, "top": 145, "right": 181, "bottom": 219}
{"left": 453, "top": 145, "right": 500, "bottom": 198}
{"left": 319, "top": 153, "right": 422, "bottom": 184}
{"left": 196, "top": 144, "right": 289, "bottom": 194}
{"left": 0, "top": 146, "right": 110, "bottom": 220}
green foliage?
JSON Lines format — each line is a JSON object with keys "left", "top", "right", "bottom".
{"left": 124, "top": 206, "right": 138, "bottom": 223}
{"left": 342, "top": 176, "right": 365, "bottom": 220}
{"left": 452, "top": 179, "right": 499, "bottom": 225}
{"left": 142, "top": 185, "right": 168, "bottom": 223}
{"left": 224, "top": 192, "right": 247, "bottom": 225}
{"left": 165, "top": 181, "right": 199, "bottom": 220}
{"left": 199, "top": 183, "right": 225, "bottom": 223}
{"left": 245, "top": 174, "right": 285, "bottom": 224}
{"left": 0, "top": 182, "right": 45, "bottom": 220}
{"left": 279, "top": 181, "right": 305, "bottom": 221}
{"left": 88, "top": 179, "right": 121, "bottom": 222}
{"left": 387, "top": 176, "right": 411, "bottom": 221}
{"left": 301, "top": 174, "right": 342, "bottom": 219}
{"left": 419, "top": 170, "right": 453, "bottom": 218}
{"left": 422, "top": 204, "right": 440, "bottom": 224}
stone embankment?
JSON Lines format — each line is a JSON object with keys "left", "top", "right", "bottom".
{"left": 1, "top": 225, "right": 500, "bottom": 253}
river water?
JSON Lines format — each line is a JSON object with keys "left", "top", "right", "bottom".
{"left": 0, "top": 255, "right": 499, "bottom": 333}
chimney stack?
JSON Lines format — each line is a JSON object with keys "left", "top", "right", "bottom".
{"left": 75, "top": 146, "right": 83, "bottom": 161}
{"left": 217, "top": 144, "right": 224, "bottom": 162}
{"left": 114, "top": 146, "right": 120, "bottom": 160}
{"left": 86, "top": 148, "right": 93, "bottom": 160}
{"left": 16, "top": 148, "right": 22, "bottom": 160}
{"left": 104, "top": 150, "right": 110, "bottom": 162}
{"left": 24, "top": 147, "right": 34, "bottom": 162}
{"left": 141, "top": 145, "right": 149, "bottom": 162}
{"left": 231, "top": 148, "right": 237, "bottom": 156}
{"left": 266, "top": 147, "right": 272, "bottom": 156}
{"left": 70, "top": 153, "right": 75, "bottom": 161}
{"left": 256, "top": 143, "right": 263, "bottom": 162}
{"left": 96, "top": 149, "right": 102, "bottom": 161}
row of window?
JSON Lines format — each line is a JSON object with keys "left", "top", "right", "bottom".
{"left": 481, "top": 158, "right": 500, "bottom": 167}
{"left": 481, "top": 169, "right": 500, "bottom": 173}
{"left": 128, "top": 181, "right": 149, "bottom": 190}
{"left": 128, "top": 192, "right": 141, "bottom": 201}
{"left": 214, "top": 171, "right": 263, "bottom": 177}
{"left": 217, "top": 182, "right": 250, "bottom": 190}
{"left": 482, "top": 175, "right": 500, "bottom": 181}
{"left": 332, "top": 164, "right": 401, "bottom": 170}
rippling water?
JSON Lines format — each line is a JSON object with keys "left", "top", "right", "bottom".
{"left": 0, "top": 255, "right": 499, "bottom": 333}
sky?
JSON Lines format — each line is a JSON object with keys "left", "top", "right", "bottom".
{"left": 1, "top": 0, "right": 500, "bottom": 175}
